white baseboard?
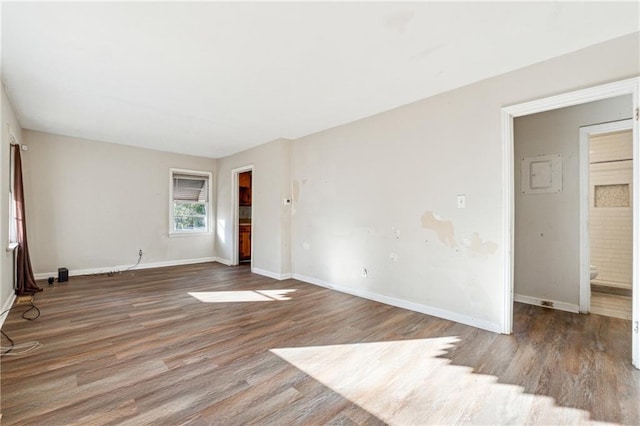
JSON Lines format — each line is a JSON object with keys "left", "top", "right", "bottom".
{"left": 252, "top": 268, "right": 293, "bottom": 281}
{"left": 34, "top": 257, "right": 218, "bottom": 280}
{"left": 514, "top": 294, "right": 579, "bottom": 313}
{"left": 0, "top": 292, "right": 16, "bottom": 329}
{"left": 213, "top": 260, "right": 292, "bottom": 281}
{"left": 292, "top": 273, "right": 502, "bottom": 334}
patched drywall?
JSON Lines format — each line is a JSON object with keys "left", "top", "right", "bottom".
{"left": 421, "top": 211, "right": 457, "bottom": 248}
{"left": 421, "top": 211, "right": 497, "bottom": 258}
{"left": 465, "top": 233, "right": 499, "bottom": 258}
{"left": 514, "top": 96, "right": 632, "bottom": 306}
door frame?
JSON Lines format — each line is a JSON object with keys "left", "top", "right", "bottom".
{"left": 231, "top": 165, "right": 254, "bottom": 267}
{"left": 501, "top": 77, "right": 639, "bottom": 368}
{"left": 579, "top": 119, "right": 634, "bottom": 313}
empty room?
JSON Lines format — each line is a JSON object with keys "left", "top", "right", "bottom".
{"left": 1, "top": 2, "right": 639, "bottom": 424}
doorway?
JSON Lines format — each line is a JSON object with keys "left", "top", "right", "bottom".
{"left": 580, "top": 121, "right": 633, "bottom": 320}
{"left": 231, "top": 165, "right": 254, "bottom": 267}
{"left": 502, "top": 77, "right": 639, "bottom": 369}
{"left": 238, "top": 170, "right": 252, "bottom": 263}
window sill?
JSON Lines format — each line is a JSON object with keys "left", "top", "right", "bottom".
{"left": 6, "top": 242, "right": 18, "bottom": 252}
{"left": 169, "top": 231, "right": 212, "bottom": 238}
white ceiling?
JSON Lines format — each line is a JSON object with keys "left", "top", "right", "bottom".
{"left": 2, "top": 2, "right": 638, "bottom": 159}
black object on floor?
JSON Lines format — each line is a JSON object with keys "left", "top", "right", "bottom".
{"left": 58, "top": 267, "right": 69, "bottom": 283}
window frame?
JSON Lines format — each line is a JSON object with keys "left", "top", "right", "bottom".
{"left": 169, "top": 168, "right": 213, "bottom": 237}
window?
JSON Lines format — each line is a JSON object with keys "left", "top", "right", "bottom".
{"left": 170, "top": 169, "right": 212, "bottom": 235}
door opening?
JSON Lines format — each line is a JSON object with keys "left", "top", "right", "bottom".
{"left": 580, "top": 121, "right": 633, "bottom": 320}
{"left": 231, "top": 165, "right": 254, "bottom": 267}
{"left": 502, "top": 77, "right": 639, "bottom": 369}
{"left": 238, "top": 170, "right": 252, "bottom": 264}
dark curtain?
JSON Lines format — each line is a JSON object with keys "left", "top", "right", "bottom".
{"left": 13, "top": 144, "right": 42, "bottom": 295}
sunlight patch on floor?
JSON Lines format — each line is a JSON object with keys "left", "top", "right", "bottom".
{"left": 271, "top": 338, "right": 607, "bottom": 425}
{"left": 188, "top": 289, "right": 296, "bottom": 303}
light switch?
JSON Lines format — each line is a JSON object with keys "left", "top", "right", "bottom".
{"left": 457, "top": 194, "right": 466, "bottom": 209}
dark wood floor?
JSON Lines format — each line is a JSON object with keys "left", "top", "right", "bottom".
{"left": 1, "top": 263, "right": 638, "bottom": 425}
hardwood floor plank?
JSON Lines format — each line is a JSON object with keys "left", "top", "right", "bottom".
{"left": 1, "top": 262, "right": 639, "bottom": 425}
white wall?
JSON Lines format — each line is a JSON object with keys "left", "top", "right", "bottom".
{"left": 215, "top": 138, "right": 292, "bottom": 278}
{"left": 289, "top": 32, "right": 639, "bottom": 331}
{"left": 514, "top": 97, "right": 632, "bottom": 309}
{"left": 1, "top": 83, "right": 22, "bottom": 314}
{"left": 21, "top": 130, "right": 217, "bottom": 276}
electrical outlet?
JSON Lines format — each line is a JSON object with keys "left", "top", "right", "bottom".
{"left": 361, "top": 267, "right": 368, "bottom": 278}
{"left": 139, "top": 249, "right": 143, "bottom": 257}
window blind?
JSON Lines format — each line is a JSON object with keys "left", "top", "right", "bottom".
{"left": 173, "top": 173, "right": 208, "bottom": 202}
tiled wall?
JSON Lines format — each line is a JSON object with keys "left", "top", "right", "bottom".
{"left": 589, "top": 130, "right": 632, "bottom": 289}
